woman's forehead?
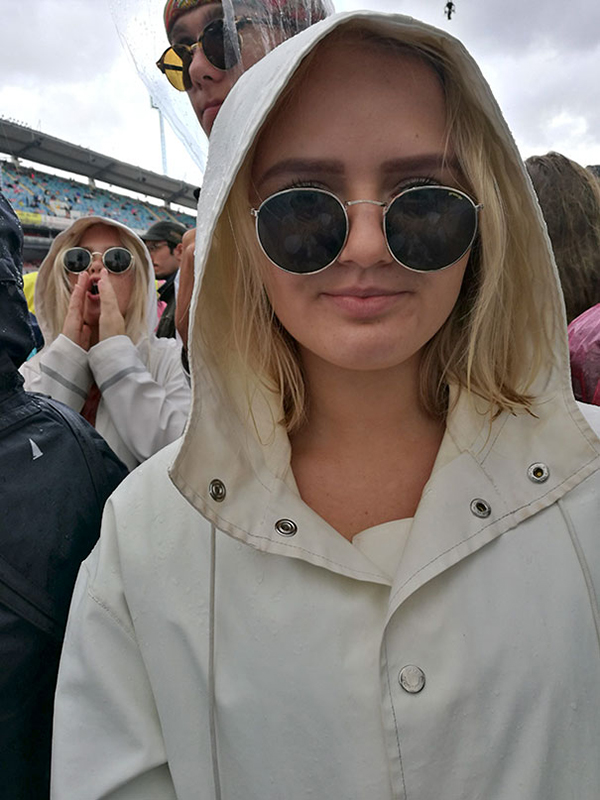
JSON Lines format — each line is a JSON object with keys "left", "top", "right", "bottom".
{"left": 78, "top": 223, "right": 122, "bottom": 246}
{"left": 252, "top": 41, "right": 448, "bottom": 184}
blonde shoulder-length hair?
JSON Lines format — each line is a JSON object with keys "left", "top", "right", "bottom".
{"left": 196, "top": 22, "right": 561, "bottom": 433}
{"left": 43, "top": 220, "right": 150, "bottom": 343}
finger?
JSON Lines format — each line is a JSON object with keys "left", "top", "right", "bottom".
{"left": 181, "top": 228, "right": 196, "bottom": 249}
{"left": 65, "top": 273, "right": 88, "bottom": 321}
{"left": 62, "top": 273, "right": 88, "bottom": 344}
{"left": 98, "top": 268, "right": 118, "bottom": 307}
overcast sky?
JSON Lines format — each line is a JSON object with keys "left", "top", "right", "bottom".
{"left": 1, "top": 0, "right": 599, "bottom": 191}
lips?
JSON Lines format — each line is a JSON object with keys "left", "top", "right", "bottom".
{"left": 322, "top": 286, "right": 411, "bottom": 317}
{"left": 325, "top": 286, "right": 406, "bottom": 298}
{"left": 201, "top": 100, "right": 223, "bottom": 131}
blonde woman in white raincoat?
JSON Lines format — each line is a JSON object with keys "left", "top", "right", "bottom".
{"left": 52, "top": 12, "right": 600, "bottom": 800}
{"left": 21, "top": 217, "right": 190, "bottom": 470}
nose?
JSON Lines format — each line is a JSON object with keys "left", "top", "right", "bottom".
{"left": 187, "top": 44, "right": 221, "bottom": 86}
{"left": 337, "top": 202, "right": 391, "bottom": 269}
{"left": 87, "top": 253, "right": 104, "bottom": 275}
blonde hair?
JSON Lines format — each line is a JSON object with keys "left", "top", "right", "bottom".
{"left": 196, "top": 22, "right": 560, "bottom": 432}
{"left": 44, "top": 221, "right": 149, "bottom": 343}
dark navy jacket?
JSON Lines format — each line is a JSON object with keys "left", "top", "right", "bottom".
{"left": 0, "top": 193, "right": 128, "bottom": 798}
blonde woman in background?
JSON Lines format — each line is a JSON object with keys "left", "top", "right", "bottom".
{"left": 21, "top": 217, "right": 190, "bottom": 470}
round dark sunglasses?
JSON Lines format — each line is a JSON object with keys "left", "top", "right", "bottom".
{"left": 251, "top": 185, "right": 483, "bottom": 275}
{"left": 157, "top": 17, "right": 259, "bottom": 90}
{"left": 62, "top": 247, "right": 134, "bottom": 275}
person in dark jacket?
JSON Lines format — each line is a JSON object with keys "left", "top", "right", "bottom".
{"left": 141, "top": 220, "right": 187, "bottom": 339}
{"left": 0, "top": 192, "right": 128, "bottom": 799}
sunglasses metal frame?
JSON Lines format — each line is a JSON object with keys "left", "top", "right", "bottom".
{"left": 250, "top": 185, "right": 483, "bottom": 275}
{"left": 62, "top": 247, "right": 135, "bottom": 275}
{"left": 156, "top": 16, "right": 261, "bottom": 90}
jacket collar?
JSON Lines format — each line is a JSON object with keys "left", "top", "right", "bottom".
{"left": 171, "top": 371, "right": 600, "bottom": 594}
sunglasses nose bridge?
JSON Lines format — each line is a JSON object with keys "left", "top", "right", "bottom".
{"left": 339, "top": 199, "right": 391, "bottom": 268}
{"left": 86, "top": 252, "right": 104, "bottom": 274}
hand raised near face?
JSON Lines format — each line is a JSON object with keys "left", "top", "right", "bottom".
{"left": 175, "top": 228, "right": 196, "bottom": 350}
{"left": 62, "top": 272, "right": 92, "bottom": 351}
{"left": 98, "top": 269, "right": 126, "bottom": 341}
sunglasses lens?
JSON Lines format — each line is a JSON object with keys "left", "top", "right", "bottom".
{"left": 203, "top": 19, "right": 241, "bottom": 70}
{"left": 158, "top": 46, "right": 189, "bottom": 91}
{"left": 385, "top": 187, "right": 478, "bottom": 271}
{"left": 103, "top": 247, "right": 133, "bottom": 273}
{"left": 256, "top": 190, "right": 347, "bottom": 274}
{"left": 63, "top": 247, "right": 91, "bottom": 273}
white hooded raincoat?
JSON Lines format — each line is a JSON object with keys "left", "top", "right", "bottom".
{"left": 52, "top": 13, "right": 600, "bottom": 800}
{"left": 21, "top": 217, "right": 190, "bottom": 470}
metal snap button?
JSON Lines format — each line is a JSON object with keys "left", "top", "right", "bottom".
{"left": 275, "top": 518, "right": 297, "bottom": 537}
{"left": 398, "top": 665, "right": 426, "bottom": 694}
{"left": 470, "top": 498, "right": 491, "bottom": 518}
{"left": 208, "top": 479, "right": 226, "bottom": 502}
{"left": 527, "top": 462, "right": 550, "bottom": 483}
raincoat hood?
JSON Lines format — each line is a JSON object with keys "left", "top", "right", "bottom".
{"left": 0, "top": 192, "right": 35, "bottom": 382}
{"left": 170, "top": 10, "right": 600, "bottom": 562}
{"left": 34, "top": 215, "right": 158, "bottom": 347}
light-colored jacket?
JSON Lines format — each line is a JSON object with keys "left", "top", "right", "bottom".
{"left": 52, "top": 12, "right": 600, "bottom": 800}
{"left": 21, "top": 217, "right": 190, "bottom": 470}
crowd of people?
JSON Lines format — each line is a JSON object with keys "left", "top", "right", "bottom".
{"left": 2, "top": 1, "right": 600, "bottom": 799}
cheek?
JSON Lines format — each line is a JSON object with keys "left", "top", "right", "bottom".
{"left": 241, "top": 35, "right": 271, "bottom": 70}
{"left": 425, "top": 259, "right": 469, "bottom": 328}
{"left": 110, "top": 273, "right": 135, "bottom": 312}
{"left": 263, "top": 267, "right": 308, "bottom": 325}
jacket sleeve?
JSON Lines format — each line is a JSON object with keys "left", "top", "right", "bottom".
{"left": 20, "top": 335, "right": 92, "bottom": 413}
{"left": 51, "top": 506, "right": 177, "bottom": 800}
{"left": 87, "top": 335, "right": 190, "bottom": 463}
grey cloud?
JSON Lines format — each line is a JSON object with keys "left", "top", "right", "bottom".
{"left": 3, "top": 0, "right": 120, "bottom": 84}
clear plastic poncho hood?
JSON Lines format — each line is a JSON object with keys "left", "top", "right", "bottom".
{"left": 109, "top": 0, "right": 334, "bottom": 175}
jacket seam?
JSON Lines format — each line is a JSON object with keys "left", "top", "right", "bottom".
{"left": 389, "top": 457, "right": 600, "bottom": 606}
{"left": 558, "top": 498, "right": 600, "bottom": 659}
{"left": 87, "top": 587, "right": 137, "bottom": 643}
{"left": 215, "top": 519, "right": 386, "bottom": 579}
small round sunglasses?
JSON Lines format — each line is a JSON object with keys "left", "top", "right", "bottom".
{"left": 250, "top": 185, "right": 483, "bottom": 275}
{"left": 62, "top": 247, "right": 134, "bottom": 275}
{"left": 157, "top": 17, "right": 259, "bottom": 91}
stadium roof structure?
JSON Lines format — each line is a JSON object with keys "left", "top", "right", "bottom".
{"left": 0, "top": 118, "right": 198, "bottom": 210}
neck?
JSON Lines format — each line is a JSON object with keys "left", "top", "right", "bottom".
{"left": 292, "top": 349, "right": 440, "bottom": 453}
{"left": 289, "top": 350, "right": 446, "bottom": 539}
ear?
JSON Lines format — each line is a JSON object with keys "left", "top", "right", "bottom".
{"left": 174, "top": 242, "right": 184, "bottom": 260}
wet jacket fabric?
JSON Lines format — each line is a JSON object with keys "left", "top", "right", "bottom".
{"left": 0, "top": 193, "right": 128, "bottom": 799}
{"left": 569, "top": 302, "right": 600, "bottom": 405}
{"left": 52, "top": 13, "right": 600, "bottom": 800}
{"left": 20, "top": 217, "right": 190, "bottom": 470}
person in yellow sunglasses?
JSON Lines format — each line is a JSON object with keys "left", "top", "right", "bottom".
{"left": 157, "top": 0, "right": 332, "bottom": 135}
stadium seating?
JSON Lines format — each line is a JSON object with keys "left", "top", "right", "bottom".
{"left": 0, "top": 159, "right": 195, "bottom": 231}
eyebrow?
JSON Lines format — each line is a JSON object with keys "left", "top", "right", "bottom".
{"left": 255, "top": 153, "right": 459, "bottom": 189}
{"left": 255, "top": 159, "right": 345, "bottom": 188}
